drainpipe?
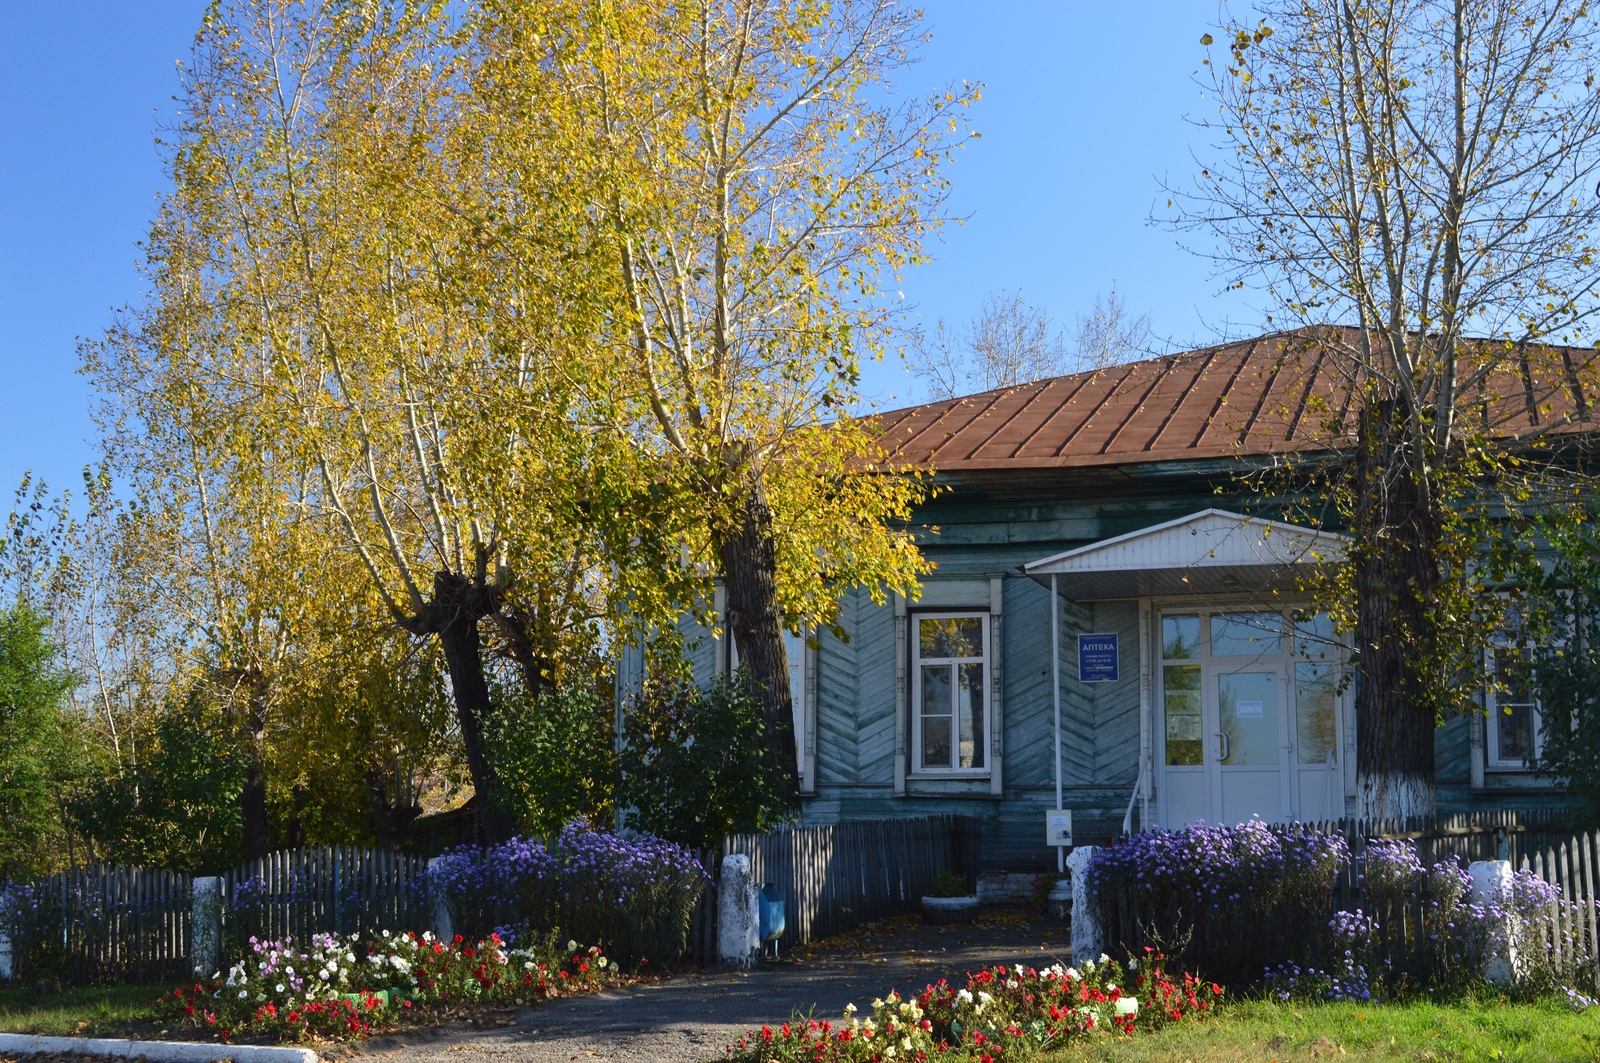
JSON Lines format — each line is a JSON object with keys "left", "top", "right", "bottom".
{"left": 1052, "top": 573, "right": 1063, "bottom": 874}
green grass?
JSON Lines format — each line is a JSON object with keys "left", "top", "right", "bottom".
{"left": 1044, "top": 998, "right": 1600, "bottom": 1062}
{"left": 0, "top": 983, "right": 163, "bottom": 1038}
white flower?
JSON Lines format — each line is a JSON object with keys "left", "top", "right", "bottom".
{"left": 872, "top": 997, "right": 884, "bottom": 1009}
{"left": 1127, "top": 959, "right": 1139, "bottom": 971}
{"left": 285, "top": 966, "right": 295, "bottom": 976}
{"left": 1065, "top": 967, "right": 1081, "bottom": 981}
{"left": 884, "top": 1048, "right": 895, "bottom": 1059}
{"left": 524, "top": 961, "right": 535, "bottom": 970}
{"left": 275, "top": 983, "right": 286, "bottom": 993}
{"left": 844, "top": 1002, "right": 858, "bottom": 1014}
{"left": 423, "top": 931, "right": 435, "bottom": 942}
{"left": 318, "top": 970, "right": 330, "bottom": 981}
{"left": 238, "top": 990, "right": 248, "bottom": 999}
{"left": 382, "top": 930, "right": 391, "bottom": 939}
{"left": 1114, "top": 996, "right": 1139, "bottom": 1016}
{"left": 566, "top": 940, "right": 578, "bottom": 952}
{"left": 955, "top": 989, "right": 973, "bottom": 1004}
{"left": 1100, "top": 953, "right": 1112, "bottom": 965}
{"left": 598, "top": 957, "right": 608, "bottom": 968}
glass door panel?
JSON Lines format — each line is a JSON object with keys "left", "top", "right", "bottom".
{"left": 1163, "top": 665, "right": 1203, "bottom": 765}
{"left": 1219, "top": 671, "right": 1279, "bottom": 765}
{"left": 1214, "top": 667, "right": 1287, "bottom": 824}
{"left": 1294, "top": 660, "right": 1341, "bottom": 820}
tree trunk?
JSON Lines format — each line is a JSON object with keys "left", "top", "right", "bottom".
{"left": 716, "top": 478, "right": 801, "bottom": 803}
{"left": 403, "top": 570, "right": 521, "bottom": 841}
{"left": 365, "top": 767, "right": 422, "bottom": 852}
{"left": 240, "top": 674, "right": 271, "bottom": 862}
{"left": 1353, "top": 395, "right": 1440, "bottom": 819}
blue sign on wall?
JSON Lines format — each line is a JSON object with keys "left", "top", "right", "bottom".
{"left": 1078, "top": 633, "right": 1120, "bottom": 683}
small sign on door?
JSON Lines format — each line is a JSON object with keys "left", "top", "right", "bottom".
{"left": 1236, "top": 700, "right": 1264, "bottom": 718}
{"left": 1078, "top": 633, "right": 1119, "bottom": 682}
{"left": 1046, "top": 809, "right": 1073, "bottom": 847}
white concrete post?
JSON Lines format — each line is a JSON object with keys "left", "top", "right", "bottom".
{"left": 1468, "top": 859, "right": 1520, "bottom": 987}
{"left": 717, "top": 854, "right": 760, "bottom": 969}
{"left": 191, "top": 877, "right": 224, "bottom": 977}
{"left": 426, "top": 857, "right": 453, "bottom": 944}
{"left": 1065, "top": 846, "right": 1103, "bottom": 965}
{"left": 0, "top": 927, "right": 13, "bottom": 982}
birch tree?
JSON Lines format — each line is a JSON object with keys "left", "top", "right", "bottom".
{"left": 474, "top": 0, "right": 975, "bottom": 785}
{"left": 124, "top": 0, "right": 615, "bottom": 840}
{"left": 1175, "top": 0, "right": 1600, "bottom": 816}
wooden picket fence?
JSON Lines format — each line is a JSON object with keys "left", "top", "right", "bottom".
{"left": 689, "top": 814, "right": 979, "bottom": 959}
{"left": 1520, "top": 829, "right": 1600, "bottom": 986}
{"left": 221, "top": 846, "right": 431, "bottom": 947}
{"left": 6, "top": 865, "right": 192, "bottom": 984}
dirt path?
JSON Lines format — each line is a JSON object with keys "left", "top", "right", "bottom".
{"left": 339, "top": 911, "right": 1070, "bottom": 1063}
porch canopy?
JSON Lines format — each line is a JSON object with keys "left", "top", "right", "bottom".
{"left": 1020, "top": 508, "right": 1347, "bottom": 600}
{"left": 1024, "top": 509, "right": 1348, "bottom": 850}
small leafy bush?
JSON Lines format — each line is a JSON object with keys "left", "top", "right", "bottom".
{"left": 618, "top": 675, "right": 794, "bottom": 849}
{"left": 926, "top": 869, "right": 970, "bottom": 899}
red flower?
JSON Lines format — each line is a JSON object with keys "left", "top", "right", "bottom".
{"left": 183, "top": 1006, "right": 195, "bottom": 1016}
{"left": 287, "top": 1012, "right": 301, "bottom": 1024}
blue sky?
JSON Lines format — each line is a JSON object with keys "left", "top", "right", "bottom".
{"left": 0, "top": 2, "right": 1254, "bottom": 501}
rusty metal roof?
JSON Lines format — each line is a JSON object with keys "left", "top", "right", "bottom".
{"left": 872, "top": 328, "right": 1596, "bottom": 473}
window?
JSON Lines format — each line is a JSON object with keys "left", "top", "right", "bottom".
{"left": 1486, "top": 645, "right": 1542, "bottom": 770}
{"left": 912, "top": 613, "right": 989, "bottom": 774}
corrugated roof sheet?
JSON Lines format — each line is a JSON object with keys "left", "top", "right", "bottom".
{"left": 872, "top": 327, "right": 1596, "bottom": 472}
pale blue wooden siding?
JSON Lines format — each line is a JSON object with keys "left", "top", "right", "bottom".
{"left": 853, "top": 594, "right": 900, "bottom": 785}
{"left": 814, "top": 591, "right": 861, "bottom": 787}
{"left": 1088, "top": 601, "right": 1142, "bottom": 789}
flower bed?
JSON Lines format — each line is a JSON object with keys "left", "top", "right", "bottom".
{"left": 156, "top": 929, "right": 614, "bottom": 1043}
{"left": 723, "top": 951, "right": 1222, "bottom": 1061}
{"left": 423, "top": 820, "right": 708, "bottom": 967}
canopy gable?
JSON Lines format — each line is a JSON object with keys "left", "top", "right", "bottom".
{"left": 1022, "top": 508, "right": 1347, "bottom": 600}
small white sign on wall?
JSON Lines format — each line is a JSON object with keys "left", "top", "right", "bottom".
{"left": 1046, "top": 809, "right": 1073, "bottom": 847}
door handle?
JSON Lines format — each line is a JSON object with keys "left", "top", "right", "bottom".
{"left": 1216, "top": 732, "right": 1231, "bottom": 763}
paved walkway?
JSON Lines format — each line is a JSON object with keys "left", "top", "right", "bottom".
{"left": 338, "top": 911, "right": 1070, "bottom": 1063}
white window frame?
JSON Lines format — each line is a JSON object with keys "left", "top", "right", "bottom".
{"left": 910, "top": 611, "right": 992, "bottom": 778}
{"left": 1485, "top": 642, "right": 1544, "bottom": 772}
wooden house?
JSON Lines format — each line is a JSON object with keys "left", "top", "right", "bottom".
{"left": 622, "top": 330, "right": 1582, "bottom": 873}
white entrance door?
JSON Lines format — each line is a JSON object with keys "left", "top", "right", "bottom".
{"left": 1157, "top": 609, "right": 1341, "bottom": 826}
{"left": 1212, "top": 665, "right": 1289, "bottom": 824}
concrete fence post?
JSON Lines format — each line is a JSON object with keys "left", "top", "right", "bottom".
{"left": 717, "top": 854, "right": 760, "bottom": 969}
{"left": 1065, "top": 846, "right": 1103, "bottom": 966}
{"left": 191, "top": 877, "right": 224, "bottom": 977}
{"left": 0, "top": 927, "right": 12, "bottom": 983}
{"left": 426, "top": 857, "right": 453, "bottom": 944}
{"left": 1468, "top": 859, "right": 1521, "bottom": 987}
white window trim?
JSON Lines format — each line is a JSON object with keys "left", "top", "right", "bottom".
{"left": 910, "top": 610, "right": 993, "bottom": 778}
{"left": 1485, "top": 642, "right": 1544, "bottom": 772}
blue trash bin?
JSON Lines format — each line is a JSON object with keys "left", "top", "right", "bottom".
{"left": 759, "top": 883, "right": 786, "bottom": 958}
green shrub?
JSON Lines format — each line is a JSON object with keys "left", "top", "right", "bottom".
{"left": 484, "top": 682, "right": 616, "bottom": 835}
{"left": 617, "top": 674, "right": 793, "bottom": 849}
